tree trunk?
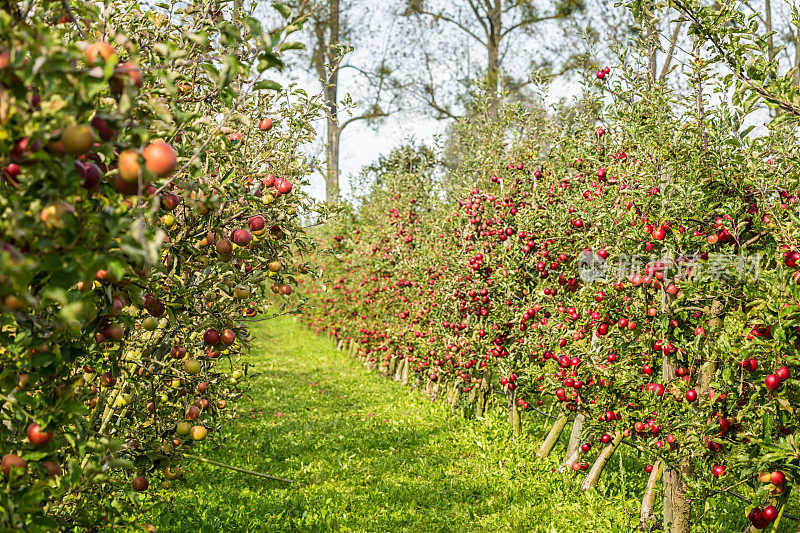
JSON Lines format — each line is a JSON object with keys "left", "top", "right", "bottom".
{"left": 312, "top": 0, "right": 341, "bottom": 203}
{"left": 393, "top": 357, "right": 403, "bottom": 382}
{"left": 400, "top": 358, "right": 409, "bottom": 385}
{"left": 794, "top": 27, "right": 800, "bottom": 85}
{"left": 663, "top": 462, "right": 691, "bottom": 533}
{"left": 450, "top": 381, "right": 460, "bottom": 412}
{"left": 559, "top": 432, "right": 593, "bottom": 474}
{"left": 581, "top": 432, "right": 623, "bottom": 491}
{"left": 476, "top": 367, "right": 492, "bottom": 418}
{"left": 645, "top": 3, "right": 658, "bottom": 83}
{"left": 325, "top": 118, "right": 340, "bottom": 202}
{"left": 536, "top": 412, "right": 569, "bottom": 459}
{"left": 659, "top": 20, "right": 683, "bottom": 83}
{"left": 640, "top": 460, "right": 664, "bottom": 529}
{"left": 508, "top": 388, "right": 521, "bottom": 437}
{"left": 766, "top": 0, "right": 774, "bottom": 66}
{"left": 564, "top": 413, "right": 586, "bottom": 459}
{"left": 486, "top": 2, "right": 501, "bottom": 120}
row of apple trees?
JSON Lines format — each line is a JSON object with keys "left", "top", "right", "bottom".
{"left": 302, "top": 1, "right": 800, "bottom": 531}
{"left": 0, "top": 0, "right": 323, "bottom": 530}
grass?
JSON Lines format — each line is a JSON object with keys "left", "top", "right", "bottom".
{"left": 144, "top": 315, "right": 782, "bottom": 532}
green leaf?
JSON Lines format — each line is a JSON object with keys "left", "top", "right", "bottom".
{"left": 257, "top": 52, "right": 285, "bottom": 73}
{"left": 254, "top": 80, "right": 283, "bottom": 92}
{"left": 273, "top": 1, "right": 291, "bottom": 18}
{"left": 280, "top": 42, "right": 305, "bottom": 52}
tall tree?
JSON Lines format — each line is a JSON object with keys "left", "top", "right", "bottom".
{"left": 400, "top": 0, "right": 585, "bottom": 121}
{"left": 306, "top": 1, "right": 401, "bottom": 203}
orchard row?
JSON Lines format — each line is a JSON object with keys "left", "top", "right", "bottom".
{"left": 1, "top": 2, "right": 320, "bottom": 530}
{"left": 304, "top": 64, "right": 800, "bottom": 531}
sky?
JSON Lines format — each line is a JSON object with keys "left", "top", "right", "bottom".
{"left": 267, "top": 0, "right": 787, "bottom": 203}
{"left": 303, "top": 106, "right": 443, "bottom": 203}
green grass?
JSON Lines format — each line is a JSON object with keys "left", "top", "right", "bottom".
{"left": 144, "top": 316, "right": 772, "bottom": 532}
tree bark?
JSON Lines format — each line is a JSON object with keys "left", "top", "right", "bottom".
{"left": 476, "top": 367, "right": 492, "bottom": 418}
{"left": 564, "top": 413, "right": 586, "bottom": 459}
{"left": 766, "top": 0, "right": 774, "bottom": 65}
{"left": 450, "top": 381, "right": 460, "bottom": 412}
{"left": 558, "top": 432, "right": 593, "bottom": 474}
{"left": 400, "top": 357, "right": 409, "bottom": 385}
{"left": 486, "top": 0, "right": 501, "bottom": 120}
{"left": 659, "top": 20, "right": 683, "bottom": 83}
{"left": 663, "top": 462, "right": 691, "bottom": 533}
{"left": 645, "top": 3, "right": 658, "bottom": 83}
{"left": 312, "top": 0, "right": 341, "bottom": 203}
{"left": 581, "top": 432, "right": 623, "bottom": 491}
{"left": 794, "top": 27, "right": 800, "bottom": 85}
{"left": 508, "top": 388, "right": 521, "bottom": 437}
{"left": 536, "top": 412, "right": 569, "bottom": 459}
{"left": 640, "top": 460, "right": 664, "bottom": 529}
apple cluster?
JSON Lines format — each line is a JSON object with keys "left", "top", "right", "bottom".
{"left": 0, "top": 1, "right": 319, "bottom": 529}
{"left": 304, "top": 62, "right": 800, "bottom": 528}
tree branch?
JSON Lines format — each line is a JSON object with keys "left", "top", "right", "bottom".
{"left": 501, "top": 14, "right": 560, "bottom": 38}
{"left": 672, "top": 0, "right": 800, "bottom": 117}
{"left": 414, "top": 8, "right": 487, "bottom": 45}
{"left": 466, "top": 0, "right": 490, "bottom": 37}
{"left": 659, "top": 20, "right": 683, "bottom": 83}
{"left": 340, "top": 109, "right": 389, "bottom": 131}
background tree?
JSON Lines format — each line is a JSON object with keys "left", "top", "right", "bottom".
{"left": 298, "top": 0, "right": 404, "bottom": 203}
{"left": 398, "top": 0, "right": 585, "bottom": 121}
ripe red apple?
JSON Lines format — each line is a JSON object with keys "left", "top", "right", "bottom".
{"left": 203, "top": 328, "right": 220, "bottom": 345}
{"left": 85, "top": 41, "right": 115, "bottom": 65}
{"left": 275, "top": 177, "right": 293, "bottom": 195}
{"left": 91, "top": 115, "right": 117, "bottom": 141}
{"left": 42, "top": 460, "right": 61, "bottom": 477}
{"left": 248, "top": 215, "right": 266, "bottom": 231}
{"left": 771, "top": 470, "right": 786, "bottom": 485}
{"left": 765, "top": 374, "right": 781, "bottom": 391}
{"left": 1, "top": 453, "right": 27, "bottom": 478}
{"left": 103, "top": 323, "right": 124, "bottom": 342}
{"left": 220, "top": 328, "right": 236, "bottom": 346}
{"left": 763, "top": 505, "right": 778, "bottom": 522}
{"left": 258, "top": 118, "right": 273, "bottom": 131}
{"left": 160, "top": 192, "right": 180, "bottom": 211}
{"left": 748, "top": 507, "right": 767, "bottom": 529}
{"left": 232, "top": 229, "right": 251, "bottom": 246}
{"left": 216, "top": 239, "right": 233, "bottom": 258}
{"left": 99, "top": 372, "right": 116, "bottom": 387}
{"left": 110, "top": 62, "right": 143, "bottom": 92}
{"left": 143, "top": 141, "right": 177, "bottom": 177}
{"left": 685, "top": 389, "right": 697, "bottom": 402}
{"left": 131, "top": 476, "right": 149, "bottom": 492}
{"left": 26, "top": 423, "right": 53, "bottom": 446}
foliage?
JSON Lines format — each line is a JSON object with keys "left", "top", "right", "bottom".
{"left": 0, "top": 0, "right": 323, "bottom": 529}
{"left": 302, "top": 3, "right": 800, "bottom": 529}
{"left": 153, "top": 315, "right": 780, "bottom": 533}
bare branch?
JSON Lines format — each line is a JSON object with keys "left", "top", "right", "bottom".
{"left": 501, "top": 14, "right": 561, "bottom": 38}
{"left": 659, "top": 20, "right": 683, "bottom": 83}
{"left": 466, "top": 0, "right": 490, "bottom": 37}
{"left": 413, "top": 8, "right": 487, "bottom": 45}
{"left": 340, "top": 109, "right": 389, "bottom": 131}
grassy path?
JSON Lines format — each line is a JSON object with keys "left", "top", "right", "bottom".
{"left": 146, "top": 316, "right": 743, "bottom": 532}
